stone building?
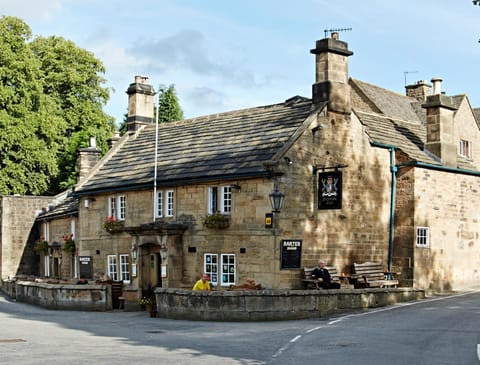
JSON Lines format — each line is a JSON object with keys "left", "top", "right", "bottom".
{"left": 4, "top": 33, "right": 480, "bottom": 304}
{"left": 67, "top": 33, "right": 480, "bottom": 304}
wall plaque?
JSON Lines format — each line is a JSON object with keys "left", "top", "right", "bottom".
{"left": 280, "top": 239, "right": 302, "bottom": 269}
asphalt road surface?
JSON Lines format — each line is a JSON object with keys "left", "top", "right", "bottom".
{"left": 1, "top": 290, "right": 479, "bottom": 364}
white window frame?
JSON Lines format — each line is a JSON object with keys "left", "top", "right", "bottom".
{"left": 204, "top": 254, "right": 218, "bottom": 286}
{"left": 107, "top": 255, "right": 118, "bottom": 281}
{"left": 208, "top": 185, "right": 232, "bottom": 215}
{"left": 119, "top": 254, "right": 130, "bottom": 283}
{"left": 155, "top": 190, "right": 174, "bottom": 218}
{"left": 108, "top": 195, "right": 126, "bottom": 221}
{"left": 416, "top": 227, "right": 430, "bottom": 248}
{"left": 220, "top": 254, "right": 236, "bottom": 286}
{"left": 459, "top": 139, "right": 472, "bottom": 159}
{"left": 166, "top": 190, "right": 174, "bottom": 217}
{"left": 118, "top": 196, "right": 126, "bottom": 220}
{"left": 156, "top": 191, "right": 163, "bottom": 218}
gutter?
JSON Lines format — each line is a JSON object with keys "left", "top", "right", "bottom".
{"left": 371, "top": 141, "right": 397, "bottom": 277}
{"left": 397, "top": 160, "right": 480, "bottom": 177}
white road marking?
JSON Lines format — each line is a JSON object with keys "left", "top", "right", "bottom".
{"left": 272, "top": 289, "right": 480, "bottom": 361}
{"left": 290, "top": 335, "right": 302, "bottom": 343}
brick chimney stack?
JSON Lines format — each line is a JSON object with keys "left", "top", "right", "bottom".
{"left": 77, "top": 136, "right": 101, "bottom": 182}
{"left": 422, "top": 77, "right": 457, "bottom": 167}
{"left": 310, "top": 32, "right": 353, "bottom": 114}
{"left": 126, "top": 76, "right": 155, "bottom": 132}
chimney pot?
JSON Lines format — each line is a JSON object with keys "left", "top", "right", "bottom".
{"left": 89, "top": 136, "right": 96, "bottom": 148}
{"left": 331, "top": 32, "right": 339, "bottom": 40}
{"left": 431, "top": 77, "right": 443, "bottom": 95}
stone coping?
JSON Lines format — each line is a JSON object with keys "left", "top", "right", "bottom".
{"left": 154, "top": 287, "right": 425, "bottom": 321}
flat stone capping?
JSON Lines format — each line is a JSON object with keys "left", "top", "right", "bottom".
{"left": 13, "top": 281, "right": 111, "bottom": 311}
{"left": 154, "top": 287, "right": 425, "bottom": 321}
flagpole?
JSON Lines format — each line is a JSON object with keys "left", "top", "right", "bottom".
{"left": 153, "top": 90, "right": 159, "bottom": 223}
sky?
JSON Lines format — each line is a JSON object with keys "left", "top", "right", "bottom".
{"left": 1, "top": 0, "right": 480, "bottom": 124}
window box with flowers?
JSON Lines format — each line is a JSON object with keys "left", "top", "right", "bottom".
{"left": 202, "top": 212, "right": 230, "bottom": 229}
{"left": 62, "top": 234, "right": 76, "bottom": 253}
{"left": 103, "top": 216, "right": 125, "bottom": 233}
{"left": 34, "top": 239, "right": 49, "bottom": 255}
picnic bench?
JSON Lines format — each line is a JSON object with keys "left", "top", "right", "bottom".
{"left": 303, "top": 266, "right": 342, "bottom": 289}
{"left": 352, "top": 262, "right": 399, "bottom": 288}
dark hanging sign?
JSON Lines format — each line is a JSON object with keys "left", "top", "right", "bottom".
{"left": 318, "top": 170, "right": 342, "bottom": 210}
{"left": 79, "top": 256, "right": 93, "bottom": 279}
{"left": 280, "top": 239, "right": 302, "bottom": 269}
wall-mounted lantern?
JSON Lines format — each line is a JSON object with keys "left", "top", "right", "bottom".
{"left": 269, "top": 188, "right": 285, "bottom": 213}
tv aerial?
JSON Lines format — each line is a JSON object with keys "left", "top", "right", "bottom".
{"left": 323, "top": 27, "right": 352, "bottom": 38}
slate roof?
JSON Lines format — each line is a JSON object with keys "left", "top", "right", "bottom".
{"left": 75, "top": 97, "right": 318, "bottom": 194}
{"left": 36, "top": 195, "right": 79, "bottom": 220}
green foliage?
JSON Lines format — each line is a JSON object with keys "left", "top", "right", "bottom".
{"left": 157, "top": 84, "right": 184, "bottom": 123}
{"left": 0, "top": 16, "right": 115, "bottom": 195}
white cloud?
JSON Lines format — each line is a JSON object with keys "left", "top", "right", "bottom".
{"left": 0, "top": 0, "right": 63, "bottom": 21}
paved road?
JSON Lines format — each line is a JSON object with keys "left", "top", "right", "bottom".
{"left": 1, "top": 290, "right": 480, "bottom": 364}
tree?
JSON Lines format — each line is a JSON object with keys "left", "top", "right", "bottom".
{"left": 0, "top": 16, "right": 115, "bottom": 195}
{"left": 157, "top": 84, "right": 184, "bottom": 123}
{"left": 30, "top": 35, "right": 115, "bottom": 192}
{"left": 0, "top": 16, "right": 64, "bottom": 195}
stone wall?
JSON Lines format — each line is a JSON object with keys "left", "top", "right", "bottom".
{"left": 14, "top": 281, "right": 111, "bottom": 311}
{"left": 0, "top": 195, "right": 53, "bottom": 280}
{"left": 154, "top": 287, "right": 425, "bottom": 321}
{"left": 412, "top": 168, "right": 480, "bottom": 292}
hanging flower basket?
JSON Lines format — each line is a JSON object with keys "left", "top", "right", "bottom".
{"left": 62, "top": 234, "right": 76, "bottom": 253}
{"left": 202, "top": 213, "right": 230, "bottom": 229}
{"left": 103, "top": 216, "right": 125, "bottom": 233}
{"left": 34, "top": 240, "right": 49, "bottom": 255}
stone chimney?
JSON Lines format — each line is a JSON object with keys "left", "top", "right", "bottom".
{"left": 422, "top": 77, "right": 457, "bottom": 167}
{"left": 126, "top": 76, "right": 155, "bottom": 131}
{"left": 310, "top": 32, "right": 353, "bottom": 114}
{"left": 107, "top": 132, "right": 121, "bottom": 149}
{"left": 405, "top": 80, "right": 431, "bottom": 102}
{"left": 77, "top": 136, "right": 101, "bottom": 182}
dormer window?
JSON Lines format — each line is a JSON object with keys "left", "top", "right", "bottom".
{"left": 459, "top": 139, "right": 472, "bottom": 159}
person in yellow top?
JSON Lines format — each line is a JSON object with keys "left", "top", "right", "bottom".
{"left": 192, "top": 273, "right": 211, "bottom": 291}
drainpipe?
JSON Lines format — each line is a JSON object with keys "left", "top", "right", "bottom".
{"left": 371, "top": 142, "right": 396, "bottom": 278}
{"left": 153, "top": 93, "right": 159, "bottom": 222}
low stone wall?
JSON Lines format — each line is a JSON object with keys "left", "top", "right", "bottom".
{"left": 154, "top": 287, "right": 425, "bottom": 321}
{"left": 13, "top": 281, "right": 111, "bottom": 311}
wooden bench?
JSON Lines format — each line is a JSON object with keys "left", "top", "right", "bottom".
{"left": 352, "top": 262, "right": 399, "bottom": 288}
{"left": 303, "top": 266, "right": 341, "bottom": 289}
